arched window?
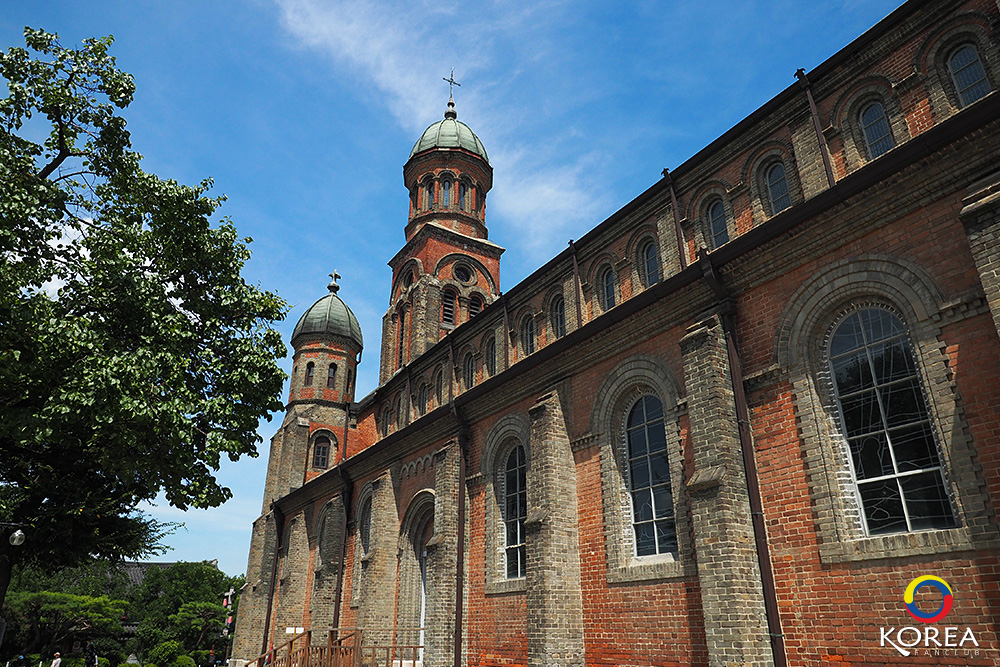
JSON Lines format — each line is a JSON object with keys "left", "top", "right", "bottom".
{"left": 708, "top": 200, "right": 728, "bottom": 248}
{"left": 503, "top": 445, "right": 527, "bottom": 578}
{"left": 766, "top": 162, "right": 792, "bottom": 214}
{"left": 520, "top": 315, "right": 536, "bottom": 356}
{"left": 394, "top": 395, "right": 403, "bottom": 430}
{"left": 434, "top": 369, "right": 444, "bottom": 406}
{"left": 828, "top": 307, "right": 955, "bottom": 535}
{"left": 484, "top": 336, "right": 497, "bottom": 377}
{"left": 425, "top": 181, "right": 435, "bottom": 209}
{"left": 627, "top": 395, "right": 675, "bottom": 556}
{"left": 313, "top": 436, "right": 330, "bottom": 469}
{"left": 459, "top": 182, "right": 467, "bottom": 211}
{"left": 442, "top": 289, "right": 457, "bottom": 325}
{"left": 859, "top": 101, "right": 894, "bottom": 159}
{"left": 442, "top": 180, "right": 451, "bottom": 208}
{"left": 358, "top": 496, "right": 372, "bottom": 556}
{"left": 305, "top": 362, "right": 315, "bottom": 386}
{"left": 380, "top": 406, "right": 392, "bottom": 438}
{"left": 641, "top": 241, "right": 660, "bottom": 287}
{"left": 949, "top": 44, "right": 991, "bottom": 107}
{"left": 397, "top": 308, "right": 407, "bottom": 368}
{"left": 550, "top": 296, "right": 566, "bottom": 339}
{"left": 327, "top": 363, "right": 338, "bottom": 389}
{"left": 600, "top": 267, "right": 616, "bottom": 310}
{"left": 469, "top": 294, "right": 483, "bottom": 318}
{"left": 417, "top": 383, "right": 429, "bottom": 416}
{"left": 463, "top": 352, "right": 475, "bottom": 390}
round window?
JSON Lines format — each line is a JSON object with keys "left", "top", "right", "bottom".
{"left": 402, "top": 270, "right": 414, "bottom": 288}
{"left": 454, "top": 264, "right": 472, "bottom": 283}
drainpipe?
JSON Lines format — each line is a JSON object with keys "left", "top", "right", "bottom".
{"left": 449, "top": 402, "right": 469, "bottom": 667}
{"left": 795, "top": 68, "right": 836, "bottom": 189}
{"left": 568, "top": 240, "right": 584, "bottom": 329}
{"left": 331, "top": 468, "right": 352, "bottom": 632}
{"left": 697, "top": 252, "right": 787, "bottom": 667}
{"left": 661, "top": 168, "right": 688, "bottom": 270}
{"left": 260, "top": 504, "right": 286, "bottom": 656}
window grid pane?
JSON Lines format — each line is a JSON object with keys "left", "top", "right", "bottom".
{"left": 829, "top": 308, "right": 955, "bottom": 535}
{"left": 504, "top": 445, "right": 527, "bottom": 578}
{"left": 485, "top": 338, "right": 496, "bottom": 376}
{"left": 626, "top": 395, "right": 676, "bottom": 556}
{"left": 551, "top": 297, "right": 566, "bottom": 338}
{"left": 709, "top": 201, "right": 728, "bottom": 248}
{"left": 602, "top": 268, "right": 616, "bottom": 309}
{"left": 766, "top": 163, "right": 792, "bottom": 213}
{"left": 643, "top": 243, "right": 660, "bottom": 286}
{"left": 950, "top": 45, "right": 991, "bottom": 107}
{"left": 860, "top": 102, "right": 894, "bottom": 158}
{"left": 522, "top": 317, "right": 535, "bottom": 355}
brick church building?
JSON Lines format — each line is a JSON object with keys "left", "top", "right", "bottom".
{"left": 232, "top": 0, "right": 1000, "bottom": 664}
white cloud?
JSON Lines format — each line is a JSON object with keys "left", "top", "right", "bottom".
{"left": 272, "top": 0, "right": 610, "bottom": 267}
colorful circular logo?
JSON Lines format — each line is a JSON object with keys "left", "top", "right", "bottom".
{"left": 904, "top": 576, "right": 953, "bottom": 623}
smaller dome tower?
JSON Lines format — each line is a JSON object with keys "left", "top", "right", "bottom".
{"left": 290, "top": 272, "right": 363, "bottom": 406}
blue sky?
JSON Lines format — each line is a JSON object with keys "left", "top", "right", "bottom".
{"left": 2, "top": 0, "right": 902, "bottom": 577}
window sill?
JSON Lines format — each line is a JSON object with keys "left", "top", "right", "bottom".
{"left": 607, "top": 553, "right": 687, "bottom": 584}
{"left": 818, "top": 526, "right": 1000, "bottom": 564}
{"left": 485, "top": 577, "right": 527, "bottom": 595}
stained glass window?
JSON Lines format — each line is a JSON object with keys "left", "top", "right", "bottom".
{"left": 829, "top": 308, "right": 956, "bottom": 535}
{"left": 503, "top": 445, "right": 527, "bottom": 578}
{"left": 626, "top": 395, "right": 676, "bottom": 556}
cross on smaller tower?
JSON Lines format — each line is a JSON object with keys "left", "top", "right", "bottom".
{"left": 328, "top": 270, "right": 341, "bottom": 293}
{"left": 443, "top": 68, "right": 461, "bottom": 98}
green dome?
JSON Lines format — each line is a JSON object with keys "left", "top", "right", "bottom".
{"left": 291, "top": 274, "right": 363, "bottom": 349}
{"left": 409, "top": 99, "right": 489, "bottom": 164}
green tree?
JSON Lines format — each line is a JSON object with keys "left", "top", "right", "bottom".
{"left": 168, "top": 602, "right": 224, "bottom": 652}
{"left": 2, "top": 591, "right": 125, "bottom": 655}
{"left": 0, "top": 27, "right": 286, "bottom": 609}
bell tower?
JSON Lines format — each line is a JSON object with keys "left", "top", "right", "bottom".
{"left": 380, "top": 91, "right": 504, "bottom": 383}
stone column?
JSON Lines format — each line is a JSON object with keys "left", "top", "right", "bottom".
{"left": 357, "top": 473, "right": 398, "bottom": 647}
{"left": 425, "top": 441, "right": 464, "bottom": 667}
{"left": 679, "top": 313, "right": 772, "bottom": 667}
{"left": 961, "top": 172, "right": 1000, "bottom": 343}
{"left": 525, "top": 391, "right": 586, "bottom": 667}
{"left": 232, "top": 512, "right": 278, "bottom": 661}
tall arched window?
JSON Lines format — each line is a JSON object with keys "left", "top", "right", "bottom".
{"left": 417, "top": 383, "right": 429, "bottom": 416}
{"left": 600, "top": 267, "right": 616, "bottom": 310}
{"left": 550, "top": 296, "right": 566, "bottom": 339}
{"left": 434, "top": 369, "right": 444, "bottom": 407}
{"left": 305, "top": 362, "right": 315, "bottom": 386}
{"left": 828, "top": 307, "right": 955, "bottom": 535}
{"left": 463, "top": 352, "right": 475, "bottom": 390}
{"left": 503, "top": 445, "right": 527, "bottom": 578}
{"left": 859, "top": 101, "right": 894, "bottom": 158}
{"left": 380, "top": 406, "right": 392, "bottom": 438}
{"left": 949, "top": 44, "right": 991, "bottom": 107}
{"left": 627, "top": 395, "right": 676, "bottom": 556}
{"left": 442, "top": 180, "right": 451, "bottom": 208}
{"left": 708, "top": 200, "right": 728, "bottom": 248}
{"left": 313, "top": 436, "right": 330, "bottom": 469}
{"left": 459, "top": 182, "right": 467, "bottom": 211}
{"left": 425, "top": 181, "right": 435, "bottom": 209}
{"left": 397, "top": 308, "right": 408, "bottom": 369}
{"left": 327, "top": 363, "right": 338, "bottom": 389}
{"left": 442, "top": 289, "right": 457, "bottom": 325}
{"left": 520, "top": 315, "right": 535, "bottom": 355}
{"left": 766, "top": 162, "right": 792, "bottom": 214}
{"left": 641, "top": 241, "right": 660, "bottom": 287}
{"left": 358, "top": 496, "right": 372, "bottom": 556}
{"left": 484, "top": 336, "right": 496, "bottom": 377}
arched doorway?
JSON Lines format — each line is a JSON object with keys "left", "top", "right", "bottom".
{"left": 397, "top": 491, "right": 434, "bottom": 665}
